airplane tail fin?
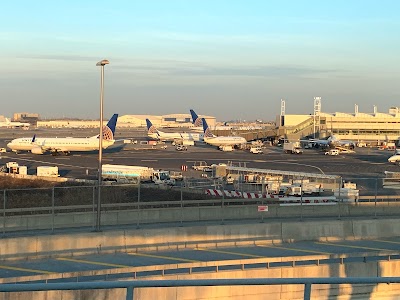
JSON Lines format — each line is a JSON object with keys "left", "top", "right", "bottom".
{"left": 202, "top": 118, "right": 215, "bottom": 138}
{"left": 190, "top": 109, "right": 203, "bottom": 127}
{"left": 103, "top": 114, "right": 118, "bottom": 140}
{"left": 146, "top": 119, "right": 159, "bottom": 134}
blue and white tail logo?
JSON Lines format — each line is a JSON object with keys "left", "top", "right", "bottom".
{"left": 190, "top": 109, "right": 203, "bottom": 127}
{"left": 146, "top": 119, "right": 158, "bottom": 134}
{"left": 103, "top": 114, "right": 118, "bottom": 140}
{"left": 202, "top": 118, "right": 214, "bottom": 138}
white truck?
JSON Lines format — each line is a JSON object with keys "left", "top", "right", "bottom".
{"left": 280, "top": 183, "right": 324, "bottom": 196}
{"left": 192, "top": 161, "right": 211, "bottom": 172}
{"left": 250, "top": 146, "right": 263, "bottom": 154}
{"left": 325, "top": 149, "right": 339, "bottom": 156}
{"left": 220, "top": 145, "right": 234, "bottom": 152}
{"left": 37, "top": 166, "right": 59, "bottom": 177}
{"left": 283, "top": 142, "right": 303, "bottom": 154}
{"left": 102, "top": 164, "right": 175, "bottom": 185}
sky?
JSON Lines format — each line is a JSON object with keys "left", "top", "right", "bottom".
{"left": 1, "top": 0, "right": 400, "bottom": 121}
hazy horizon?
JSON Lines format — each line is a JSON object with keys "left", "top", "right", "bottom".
{"left": 1, "top": 1, "right": 399, "bottom": 121}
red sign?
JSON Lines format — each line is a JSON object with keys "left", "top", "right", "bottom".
{"left": 258, "top": 205, "right": 268, "bottom": 212}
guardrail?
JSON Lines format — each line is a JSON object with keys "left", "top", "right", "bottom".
{"left": 2, "top": 195, "right": 400, "bottom": 234}
{"left": 14, "top": 253, "right": 399, "bottom": 286}
{"left": 1, "top": 277, "right": 400, "bottom": 300}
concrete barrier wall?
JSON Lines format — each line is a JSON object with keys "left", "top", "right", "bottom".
{"left": 3, "top": 202, "right": 400, "bottom": 232}
{"left": 2, "top": 217, "right": 400, "bottom": 260}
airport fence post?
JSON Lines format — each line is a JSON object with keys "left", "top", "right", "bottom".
{"left": 51, "top": 187, "right": 55, "bottom": 233}
{"left": 180, "top": 184, "right": 183, "bottom": 226}
{"left": 261, "top": 198, "right": 265, "bottom": 223}
{"left": 221, "top": 181, "right": 225, "bottom": 225}
{"left": 3, "top": 189, "right": 5, "bottom": 236}
{"left": 92, "top": 186, "right": 96, "bottom": 229}
{"left": 137, "top": 182, "right": 141, "bottom": 229}
{"left": 300, "top": 177, "right": 303, "bottom": 221}
{"left": 338, "top": 177, "right": 342, "bottom": 220}
{"left": 374, "top": 178, "right": 378, "bottom": 218}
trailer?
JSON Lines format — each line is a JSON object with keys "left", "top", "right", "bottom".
{"left": 102, "top": 164, "right": 153, "bottom": 183}
{"left": 37, "top": 166, "right": 59, "bottom": 177}
{"left": 102, "top": 164, "right": 175, "bottom": 185}
{"left": 283, "top": 142, "right": 303, "bottom": 154}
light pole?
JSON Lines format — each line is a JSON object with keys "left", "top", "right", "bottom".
{"left": 96, "top": 59, "right": 109, "bottom": 231}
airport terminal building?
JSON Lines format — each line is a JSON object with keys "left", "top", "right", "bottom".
{"left": 36, "top": 114, "right": 216, "bottom": 129}
{"left": 278, "top": 102, "right": 400, "bottom": 145}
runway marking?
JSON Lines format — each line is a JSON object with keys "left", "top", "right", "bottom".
{"left": 257, "top": 244, "right": 332, "bottom": 255}
{"left": 0, "top": 265, "right": 53, "bottom": 274}
{"left": 55, "top": 157, "right": 70, "bottom": 160}
{"left": 56, "top": 257, "right": 130, "bottom": 268}
{"left": 196, "top": 248, "right": 264, "bottom": 258}
{"left": 129, "top": 252, "right": 198, "bottom": 263}
{"left": 141, "top": 159, "right": 158, "bottom": 162}
{"left": 315, "top": 242, "right": 390, "bottom": 252}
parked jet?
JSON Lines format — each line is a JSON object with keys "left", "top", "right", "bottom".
{"left": 388, "top": 149, "right": 400, "bottom": 164}
{"left": 201, "top": 118, "right": 246, "bottom": 147}
{"left": 0, "top": 118, "right": 30, "bottom": 128}
{"left": 303, "top": 136, "right": 355, "bottom": 149}
{"left": 146, "top": 119, "right": 204, "bottom": 142}
{"left": 7, "top": 114, "right": 118, "bottom": 155}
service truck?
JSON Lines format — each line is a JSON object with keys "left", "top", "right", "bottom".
{"left": 37, "top": 166, "right": 59, "bottom": 177}
{"left": 250, "top": 146, "right": 263, "bottom": 154}
{"left": 192, "top": 161, "right": 211, "bottom": 171}
{"left": 220, "top": 145, "right": 234, "bottom": 152}
{"left": 283, "top": 142, "right": 303, "bottom": 154}
{"left": 102, "top": 164, "right": 175, "bottom": 185}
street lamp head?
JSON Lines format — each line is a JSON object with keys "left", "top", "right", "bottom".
{"left": 96, "top": 59, "right": 109, "bottom": 66}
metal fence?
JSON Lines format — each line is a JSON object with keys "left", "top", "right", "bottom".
{"left": 1, "top": 277, "right": 400, "bottom": 300}
{"left": 1, "top": 177, "right": 400, "bottom": 234}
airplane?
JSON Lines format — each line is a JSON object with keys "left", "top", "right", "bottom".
{"left": 7, "top": 114, "right": 118, "bottom": 155}
{"left": 201, "top": 118, "right": 247, "bottom": 147}
{"left": 388, "top": 149, "right": 400, "bottom": 164}
{"left": 146, "top": 119, "right": 204, "bottom": 142}
{"left": 302, "top": 135, "right": 356, "bottom": 149}
{"left": 0, "top": 118, "right": 30, "bottom": 128}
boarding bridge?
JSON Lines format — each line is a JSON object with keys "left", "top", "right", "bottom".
{"left": 278, "top": 117, "right": 316, "bottom": 141}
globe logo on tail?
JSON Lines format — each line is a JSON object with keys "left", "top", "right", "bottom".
{"left": 194, "top": 118, "right": 203, "bottom": 127}
{"left": 204, "top": 127, "right": 214, "bottom": 138}
{"left": 102, "top": 126, "right": 114, "bottom": 140}
{"left": 148, "top": 125, "right": 158, "bottom": 134}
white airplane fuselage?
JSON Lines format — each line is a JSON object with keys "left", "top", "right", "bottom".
{"left": 148, "top": 131, "right": 204, "bottom": 142}
{"left": 204, "top": 136, "right": 246, "bottom": 147}
{"left": 7, "top": 137, "right": 115, "bottom": 154}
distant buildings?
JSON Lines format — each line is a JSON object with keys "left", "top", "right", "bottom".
{"left": 13, "top": 112, "right": 39, "bottom": 125}
{"left": 277, "top": 99, "right": 400, "bottom": 144}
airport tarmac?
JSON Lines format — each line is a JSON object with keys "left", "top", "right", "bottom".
{"left": 0, "top": 127, "right": 399, "bottom": 195}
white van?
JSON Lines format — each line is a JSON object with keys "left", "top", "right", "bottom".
{"left": 250, "top": 147, "right": 263, "bottom": 154}
{"left": 325, "top": 149, "right": 339, "bottom": 156}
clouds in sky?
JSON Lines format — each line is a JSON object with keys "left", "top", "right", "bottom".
{"left": 0, "top": 1, "right": 399, "bottom": 120}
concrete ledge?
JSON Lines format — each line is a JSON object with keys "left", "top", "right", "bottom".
{"left": 1, "top": 218, "right": 400, "bottom": 260}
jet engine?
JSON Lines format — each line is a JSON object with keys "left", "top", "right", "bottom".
{"left": 31, "top": 146, "right": 44, "bottom": 155}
